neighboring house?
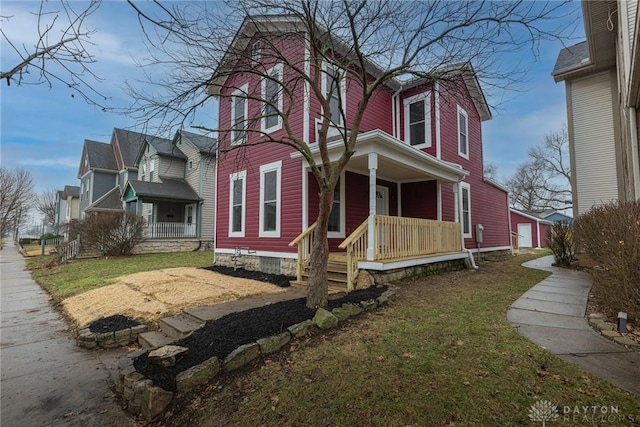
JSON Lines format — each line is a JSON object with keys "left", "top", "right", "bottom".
{"left": 510, "top": 209, "right": 552, "bottom": 249}
{"left": 539, "top": 209, "right": 573, "bottom": 224}
{"left": 77, "top": 139, "right": 119, "bottom": 218}
{"left": 553, "top": 0, "right": 640, "bottom": 218}
{"left": 208, "top": 16, "right": 511, "bottom": 286}
{"left": 123, "top": 130, "right": 217, "bottom": 243}
{"left": 54, "top": 185, "right": 80, "bottom": 237}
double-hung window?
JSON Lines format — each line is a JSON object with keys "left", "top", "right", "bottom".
{"left": 149, "top": 159, "right": 155, "bottom": 182}
{"left": 231, "top": 84, "right": 248, "bottom": 144}
{"left": 259, "top": 161, "right": 281, "bottom": 237}
{"left": 327, "top": 174, "right": 345, "bottom": 238}
{"left": 458, "top": 106, "right": 469, "bottom": 159}
{"left": 403, "top": 92, "right": 431, "bottom": 148}
{"left": 251, "top": 41, "right": 261, "bottom": 67}
{"left": 460, "top": 182, "right": 471, "bottom": 238}
{"left": 322, "top": 63, "right": 344, "bottom": 127}
{"left": 261, "top": 64, "right": 283, "bottom": 133}
{"left": 141, "top": 162, "right": 146, "bottom": 181}
{"left": 229, "top": 171, "right": 246, "bottom": 237}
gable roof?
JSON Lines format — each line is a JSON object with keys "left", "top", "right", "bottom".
{"left": 176, "top": 130, "right": 217, "bottom": 156}
{"left": 134, "top": 133, "right": 186, "bottom": 166}
{"left": 113, "top": 128, "right": 173, "bottom": 169}
{"left": 125, "top": 178, "right": 201, "bottom": 202}
{"left": 510, "top": 208, "right": 553, "bottom": 225}
{"left": 78, "top": 139, "right": 117, "bottom": 178}
{"left": 85, "top": 187, "right": 123, "bottom": 213}
{"left": 207, "top": 15, "right": 491, "bottom": 120}
{"left": 552, "top": 41, "right": 590, "bottom": 80}
{"left": 63, "top": 185, "right": 80, "bottom": 198}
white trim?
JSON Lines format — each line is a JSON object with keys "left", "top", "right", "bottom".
{"left": 216, "top": 248, "right": 297, "bottom": 259}
{"left": 358, "top": 251, "right": 468, "bottom": 271}
{"left": 321, "top": 61, "right": 346, "bottom": 129}
{"left": 301, "top": 164, "right": 308, "bottom": 231}
{"left": 303, "top": 36, "right": 310, "bottom": 145}
{"left": 434, "top": 82, "right": 441, "bottom": 159}
{"left": 396, "top": 182, "right": 402, "bottom": 216}
{"left": 476, "top": 245, "right": 512, "bottom": 253}
{"left": 403, "top": 91, "right": 432, "bottom": 149}
{"left": 436, "top": 181, "right": 442, "bottom": 221}
{"left": 250, "top": 40, "right": 261, "bottom": 67}
{"left": 327, "top": 171, "right": 346, "bottom": 239}
{"left": 231, "top": 84, "right": 249, "bottom": 145}
{"left": 509, "top": 208, "right": 553, "bottom": 225}
{"left": 259, "top": 160, "right": 282, "bottom": 238}
{"left": 457, "top": 105, "right": 469, "bottom": 159}
{"left": 228, "top": 170, "right": 246, "bottom": 237}
{"left": 261, "top": 63, "right": 283, "bottom": 134}
{"left": 460, "top": 182, "right": 471, "bottom": 238}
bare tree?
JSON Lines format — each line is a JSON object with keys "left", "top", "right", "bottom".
{"left": 127, "top": 0, "right": 578, "bottom": 308}
{"left": 0, "top": 167, "right": 34, "bottom": 237}
{"left": 0, "top": 0, "right": 108, "bottom": 106}
{"left": 34, "top": 188, "right": 58, "bottom": 228}
{"left": 484, "top": 162, "right": 499, "bottom": 181}
{"left": 508, "top": 126, "right": 571, "bottom": 212}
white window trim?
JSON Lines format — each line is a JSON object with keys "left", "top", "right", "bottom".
{"left": 228, "top": 170, "right": 247, "bottom": 238}
{"left": 320, "top": 61, "right": 346, "bottom": 128}
{"left": 403, "top": 91, "right": 432, "bottom": 149}
{"left": 251, "top": 41, "right": 261, "bottom": 67}
{"left": 231, "top": 84, "right": 249, "bottom": 145}
{"left": 261, "top": 63, "right": 283, "bottom": 134}
{"left": 259, "top": 160, "right": 282, "bottom": 238}
{"left": 327, "top": 171, "right": 346, "bottom": 239}
{"left": 141, "top": 162, "right": 146, "bottom": 181}
{"left": 149, "top": 158, "right": 155, "bottom": 182}
{"left": 457, "top": 105, "right": 469, "bottom": 159}
{"left": 460, "top": 182, "right": 472, "bottom": 239}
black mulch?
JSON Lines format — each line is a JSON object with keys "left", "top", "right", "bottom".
{"left": 201, "top": 265, "right": 293, "bottom": 288}
{"left": 88, "top": 314, "right": 140, "bottom": 333}
{"left": 134, "top": 286, "right": 387, "bottom": 391}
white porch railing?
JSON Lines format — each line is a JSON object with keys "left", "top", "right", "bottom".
{"left": 143, "top": 222, "right": 197, "bottom": 239}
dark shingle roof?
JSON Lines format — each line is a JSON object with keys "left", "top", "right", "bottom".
{"left": 114, "top": 129, "right": 175, "bottom": 168}
{"left": 150, "top": 136, "right": 186, "bottom": 159}
{"left": 552, "top": 41, "right": 590, "bottom": 77}
{"left": 85, "top": 139, "right": 117, "bottom": 170}
{"left": 85, "top": 187, "right": 123, "bottom": 212}
{"left": 63, "top": 185, "right": 80, "bottom": 198}
{"left": 179, "top": 130, "right": 217, "bottom": 156}
{"left": 128, "top": 178, "right": 201, "bottom": 202}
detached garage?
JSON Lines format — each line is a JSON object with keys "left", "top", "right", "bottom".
{"left": 510, "top": 209, "right": 553, "bottom": 249}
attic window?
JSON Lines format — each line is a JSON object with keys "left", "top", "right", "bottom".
{"left": 251, "top": 41, "right": 261, "bottom": 67}
{"left": 188, "top": 160, "right": 193, "bottom": 170}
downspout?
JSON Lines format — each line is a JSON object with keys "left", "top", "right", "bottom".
{"left": 457, "top": 179, "right": 477, "bottom": 269}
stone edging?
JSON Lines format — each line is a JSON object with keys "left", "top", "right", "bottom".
{"left": 587, "top": 314, "right": 640, "bottom": 349}
{"left": 77, "top": 324, "right": 148, "bottom": 349}
{"left": 115, "top": 287, "right": 396, "bottom": 422}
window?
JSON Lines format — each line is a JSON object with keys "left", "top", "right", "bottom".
{"left": 458, "top": 106, "right": 469, "bottom": 159}
{"left": 141, "top": 162, "right": 146, "bottom": 181}
{"left": 251, "top": 41, "right": 261, "bottom": 67}
{"left": 188, "top": 160, "right": 193, "bottom": 170}
{"left": 80, "top": 182, "right": 84, "bottom": 201}
{"left": 85, "top": 177, "right": 90, "bottom": 199}
{"left": 149, "top": 159, "right": 155, "bottom": 181}
{"left": 461, "top": 182, "right": 471, "bottom": 238}
{"left": 327, "top": 174, "right": 345, "bottom": 238}
{"left": 229, "top": 171, "right": 246, "bottom": 237}
{"left": 403, "top": 92, "right": 431, "bottom": 148}
{"left": 259, "top": 161, "right": 281, "bottom": 237}
{"left": 261, "top": 64, "right": 283, "bottom": 133}
{"left": 231, "top": 84, "right": 248, "bottom": 144}
{"left": 322, "top": 63, "right": 344, "bottom": 126}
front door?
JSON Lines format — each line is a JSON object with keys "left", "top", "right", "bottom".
{"left": 376, "top": 185, "right": 389, "bottom": 215}
{"left": 518, "top": 223, "right": 533, "bottom": 248}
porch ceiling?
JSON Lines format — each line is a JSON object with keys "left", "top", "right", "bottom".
{"left": 291, "top": 129, "right": 468, "bottom": 183}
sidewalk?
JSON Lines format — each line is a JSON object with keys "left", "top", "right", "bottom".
{"left": 0, "top": 241, "right": 135, "bottom": 427}
{"left": 507, "top": 255, "right": 640, "bottom": 395}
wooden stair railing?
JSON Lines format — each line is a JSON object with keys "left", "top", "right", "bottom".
{"left": 338, "top": 219, "right": 369, "bottom": 290}
{"left": 288, "top": 222, "right": 317, "bottom": 283}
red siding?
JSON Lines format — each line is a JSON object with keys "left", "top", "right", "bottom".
{"left": 510, "top": 211, "right": 550, "bottom": 248}
{"left": 401, "top": 181, "right": 438, "bottom": 219}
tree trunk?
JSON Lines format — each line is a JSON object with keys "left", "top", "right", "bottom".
{"left": 306, "top": 186, "right": 334, "bottom": 309}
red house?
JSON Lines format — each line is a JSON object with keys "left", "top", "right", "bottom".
{"left": 510, "top": 209, "right": 552, "bottom": 249}
{"left": 209, "top": 16, "right": 512, "bottom": 287}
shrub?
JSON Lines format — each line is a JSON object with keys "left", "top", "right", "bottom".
{"left": 547, "top": 221, "right": 575, "bottom": 267}
{"left": 575, "top": 201, "right": 640, "bottom": 321}
{"left": 72, "top": 212, "right": 146, "bottom": 256}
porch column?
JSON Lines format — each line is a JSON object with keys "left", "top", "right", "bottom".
{"left": 367, "top": 152, "right": 378, "bottom": 261}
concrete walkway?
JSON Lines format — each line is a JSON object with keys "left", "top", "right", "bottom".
{"left": 508, "top": 255, "right": 640, "bottom": 395}
{"left": 0, "top": 241, "right": 136, "bottom": 427}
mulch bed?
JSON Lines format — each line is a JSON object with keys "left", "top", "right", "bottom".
{"left": 134, "top": 286, "right": 387, "bottom": 391}
{"left": 201, "top": 265, "right": 293, "bottom": 288}
{"left": 88, "top": 314, "right": 140, "bottom": 333}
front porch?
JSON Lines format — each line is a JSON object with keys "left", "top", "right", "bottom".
{"left": 290, "top": 215, "right": 469, "bottom": 289}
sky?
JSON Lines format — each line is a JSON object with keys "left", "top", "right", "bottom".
{"left": 1, "top": 1, "right": 584, "bottom": 226}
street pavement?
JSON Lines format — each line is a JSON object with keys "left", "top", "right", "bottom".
{"left": 508, "top": 255, "right": 640, "bottom": 396}
{"left": 0, "top": 241, "right": 136, "bottom": 427}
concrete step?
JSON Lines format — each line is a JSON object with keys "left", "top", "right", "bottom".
{"left": 138, "top": 331, "right": 174, "bottom": 350}
{"left": 159, "top": 314, "right": 203, "bottom": 340}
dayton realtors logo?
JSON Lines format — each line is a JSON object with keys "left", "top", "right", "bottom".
{"left": 529, "top": 400, "right": 559, "bottom": 426}
{"left": 529, "top": 400, "right": 634, "bottom": 424}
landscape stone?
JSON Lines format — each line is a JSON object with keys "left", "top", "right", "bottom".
{"left": 176, "top": 356, "right": 221, "bottom": 392}
{"left": 601, "top": 330, "right": 621, "bottom": 338}
{"left": 133, "top": 379, "right": 153, "bottom": 404}
{"left": 78, "top": 340, "right": 98, "bottom": 349}
{"left": 596, "top": 322, "right": 615, "bottom": 332}
{"left": 360, "top": 299, "right": 378, "bottom": 311}
{"left": 131, "top": 325, "right": 148, "bottom": 335}
{"left": 287, "top": 320, "right": 316, "bottom": 337}
{"left": 224, "top": 342, "right": 260, "bottom": 371}
{"left": 356, "top": 270, "right": 376, "bottom": 289}
{"left": 96, "top": 331, "right": 115, "bottom": 344}
{"left": 148, "top": 345, "right": 189, "bottom": 368}
{"left": 588, "top": 313, "right": 604, "bottom": 319}
{"left": 331, "top": 307, "right": 351, "bottom": 322}
{"left": 123, "top": 371, "right": 146, "bottom": 388}
{"left": 115, "top": 328, "right": 132, "bottom": 340}
{"left": 313, "top": 308, "right": 338, "bottom": 330}
{"left": 257, "top": 332, "right": 291, "bottom": 354}
{"left": 588, "top": 318, "right": 606, "bottom": 327}
{"left": 613, "top": 336, "right": 639, "bottom": 347}
{"left": 140, "top": 384, "right": 173, "bottom": 422}
{"left": 376, "top": 294, "right": 389, "bottom": 305}
{"left": 342, "top": 303, "right": 364, "bottom": 316}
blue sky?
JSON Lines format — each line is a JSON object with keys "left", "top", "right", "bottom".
{"left": 1, "top": 1, "right": 583, "bottom": 205}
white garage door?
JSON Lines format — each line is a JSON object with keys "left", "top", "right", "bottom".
{"left": 518, "top": 223, "right": 533, "bottom": 248}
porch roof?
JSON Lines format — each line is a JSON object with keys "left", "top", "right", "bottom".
{"left": 124, "top": 178, "right": 201, "bottom": 202}
{"left": 85, "top": 187, "right": 123, "bottom": 213}
{"left": 291, "top": 129, "right": 468, "bottom": 183}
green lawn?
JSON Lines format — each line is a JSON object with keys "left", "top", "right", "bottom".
{"left": 168, "top": 254, "right": 640, "bottom": 426}
{"left": 26, "top": 251, "right": 213, "bottom": 303}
